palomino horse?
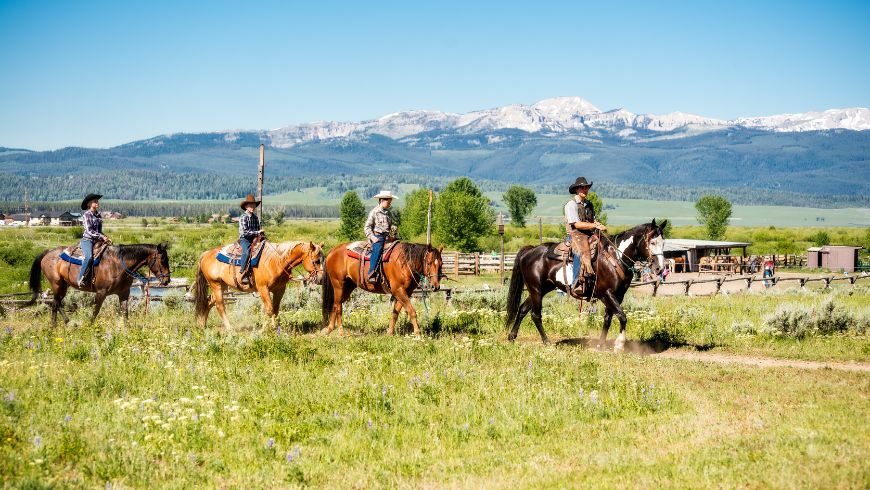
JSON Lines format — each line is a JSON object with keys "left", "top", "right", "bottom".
{"left": 321, "top": 242, "right": 443, "bottom": 336}
{"left": 27, "top": 244, "right": 171, "bottom": 327}
{"left": 506, "top": 220, "right": 668, "bottom": 349}
{"left": 192, "top": 241, "right": 324, "bottom": 329}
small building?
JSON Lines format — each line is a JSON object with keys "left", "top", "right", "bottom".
{"left": 8, "top": 213, "right": 30, "bottom": 226}
{"left": 807, "top": 246, "right": 862, "bottom": 272}
{"left": 664, "top": 238, "right": 751, "bottom": 273}
{"left": 33, "top": 211, "right": 77, "bottom": 226}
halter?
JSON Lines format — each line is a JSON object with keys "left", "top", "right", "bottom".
{"left": 598, "top": 227, "right": 663, "bottom": 270}
{"left": 406, "top": 247, "right": 439, "bottom": 291}
{"left": 122, "top": 248, "right": 170, "bottom": 285}
{"left": 268, "top": 242, "right": 322, "bottom": 283}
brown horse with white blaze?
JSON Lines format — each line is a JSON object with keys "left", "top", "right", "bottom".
{"left": 321, "top": 242, "right": 443, "bottom": 336}
{"left": 192, "top": 241, "right": 323, "bottom": 329}
{"left": 27, "top": 243, "right": 171, "bottom": 327}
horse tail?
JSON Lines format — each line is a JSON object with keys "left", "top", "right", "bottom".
{"left": 505, "top": 246, "right": 532, "bottom": 328}
{"left": 193, "top": 258, "right": 210, "bottom": 325}
{"left": 25, "top": 250, "right": 49, "bottom": 306}
{"left": 321, "top": 265, "right": 334, "bottom": 327}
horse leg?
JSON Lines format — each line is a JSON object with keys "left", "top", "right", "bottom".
{"left": 89, "top": 292, "right": 107, "bottom": 326}
{"left": 527, "top": 289, "right": 549, "bottom": 344}
{"left": 211, "top": 282, "right": 233, "bottom": 330}
{"left": 270, "top": 287, "right": 285, "bottom": 331}
{"left": 599, "top": 310, "right": 614, "bottom": 350}
{"left": 599, "top": 291, "right": 627, "bottom": 351}
{"left": 507, "top": 298, "right": 533, "bottom": 341}
{"left": 392, "top": 290, "right": 420, "bottom": 336}
{"left": 256, "top": 285, "right": 275, "bottom": 331}
{"left": 50, "top": 282, "right": 69, "bottom": 328}
{"left": 387, "top": 299, "right": 403, "bottom": 336}
{"left": 118, "top": 290, "right": 130, "bottom": 329}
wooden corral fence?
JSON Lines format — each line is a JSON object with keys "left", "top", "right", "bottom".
{"left": 442, "top": 252, "right": 516, "bottom": 276}
{"left": 630, "top": 273, "right": 870, "bottom": 297}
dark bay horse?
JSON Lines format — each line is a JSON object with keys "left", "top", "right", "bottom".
{"left": 505, "top": 220, "right": 668, "bottom": 349}
{"left": 28, "top": 244, "right": 171, "bottom": 327}
{"left": 321, "top": 242, "right": 443, "bottom": 336}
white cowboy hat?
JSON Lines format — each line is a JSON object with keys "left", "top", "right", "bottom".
{"left": 373, "top": 190, "right": 397, "bottom": 200}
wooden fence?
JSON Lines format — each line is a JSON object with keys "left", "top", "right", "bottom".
{"left": 441, "top": 252, "right": 516, "bottom": 275}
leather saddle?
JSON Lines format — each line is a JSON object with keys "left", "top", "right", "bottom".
{"left": 345, "top": 240, "right": 399, "bottom": 262}
{"left": 60, "top": 241, "right": 109, "bottom": 266}
{"left": 546, "top": 235, "right": 600, "bottom": 262}
{"left": 216, "top": 238, "right": 267, "bottom": 268}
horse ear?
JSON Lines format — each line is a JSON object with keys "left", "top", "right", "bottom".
{"left": 438, "top": 246, "right": 444, "bottom": 253}
{"left": 660, "top": 219, "right": 669, "bottom": 230}
{"left": 651, "top": 218, "right": 657, "bottom": 227}
{"left": 318, "top": 242, "right": 324, "bottom": 250}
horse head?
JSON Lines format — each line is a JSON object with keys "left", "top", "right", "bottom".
{"left": 424, "top": 245, "right": 444, "bottom": 291}
{"left": 149, "top": 243, "right": 172, "bottom": 286}
{"left": 301, "top": 241, "right": 325, "bottom": 286}
{"left": 639, "top": 219, "right": 667, "bottom": 275}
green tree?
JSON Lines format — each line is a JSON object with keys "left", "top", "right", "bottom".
{"left": 338, "top": 191, "right": 366, "bottom": 241}
{"left": 502, "top": 185, "right": 537, "bottom": 227}
{"left": 655, "top": 217, "right": 674, "bottom": 238}
{"left": 434, "top": 178, "right": 494, "bottom": 251}
{"left": 809, "top": 231, "right": 831, "bottom": 247}
{"left": 587, "top": 191, "right": 608, "bottom": 225}
{"left": 695, "top": 195, "right": 732, "bottom": 240}
{"left": 271, "top": 209, "right": 285, "bottom": 226}
{"left": 400, "top": 188, "right": 432, "bottom": 239}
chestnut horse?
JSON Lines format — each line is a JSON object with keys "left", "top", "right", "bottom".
{"left": 321, "top": 242, "right": 443, "bottom": 336}
{"left": 27, "top": 244, "right": 171, "bottom": 327}
{"left": 505, "top": 220, "right": 668, "bottom": 349}
{"left": 192, "top": 241, "right": 324, "bottom": 329}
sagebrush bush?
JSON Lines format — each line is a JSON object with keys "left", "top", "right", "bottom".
{"left": 763, "top": 300, "right": 868, "bottom": 338}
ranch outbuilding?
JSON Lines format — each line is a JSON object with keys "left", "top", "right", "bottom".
{"left": 663, "top": 238, "right": 751, "bottom": 273}
{"left": 806, "top": 245, "right": 862, "bottom": 272}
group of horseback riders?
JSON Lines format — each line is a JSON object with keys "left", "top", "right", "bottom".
{"left": 73, "top": 177, "right": 601, "bottom": 293}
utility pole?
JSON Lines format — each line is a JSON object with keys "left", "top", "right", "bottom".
{"left": 538, "top": 216, "right": 543, "bottom": 244}
{"left": 426, "top": 190, "right": 433, "bottom": 245}
{"left": 257, "top": 144, "right": 265, "bottom": 218}
{"left": 498, "top": 213, "right": 505, "bottom": 284}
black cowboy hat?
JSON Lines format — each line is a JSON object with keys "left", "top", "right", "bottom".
{"left": 81, "top": 193, "right": 103, "bottom": 210}
{"left": 568, "top": 177, "right": 593, "bottom": 194}
{"left": 239, "top": 193, "right": 262, "bottom": 210}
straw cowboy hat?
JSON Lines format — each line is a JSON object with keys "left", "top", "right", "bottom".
{"left": 373, "top": 190, "right": 397, "bottom": 200}
{"left": 568, "top": 177, "right": 593, "bottom": 194}
{"left": 239, "top": 194, "right": 262, "bottom": 210}
{"left": 81, "top": 193, "right": 103, "bottom": 210}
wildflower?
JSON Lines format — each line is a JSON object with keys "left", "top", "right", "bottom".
{"left": 367, "top": 419, "right": 374, "bottom": 430}
{"left": 34, "top": 435, "right": 42, "bottom": 449}
{"left": 3, "top": 391, "right": 13, "bottom": 402}
{"left": 265, "top": 437, "right": 275, "bottom": 449}
{"left": 64, "top": 415, "right": 72, "bottom": 424}
{"left": 589, "top": 390, "right": 599, "bottom": 405}
{"left": 286, "top": 445, "right": 301, "bottom": 462}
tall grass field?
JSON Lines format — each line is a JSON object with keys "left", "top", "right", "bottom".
{"left": 0, "top": 220, "right": 868, "bottom": 487}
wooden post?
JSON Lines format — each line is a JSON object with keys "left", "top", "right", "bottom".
{"left": 474, "top": 252, "right": 480, "bottom": 276}
{"left": 257, "top": 144, "right": 265, "bottom": 218}
{"left": 538, "top": 216, "right": 543, "bottom": 244}
{"left": 426, "top": 190, "right": 433, "bottom": 245}
{"left": 454, "top": 252, "right": 459, "bottom": 276}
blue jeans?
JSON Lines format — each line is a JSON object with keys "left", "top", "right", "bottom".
{"left": 77, "top": 238, "right": 94, "bottom": 284}
{"left": 239, "top": 237, "right": 253, "bottom": 272}
{"left": 567, "top": 235, "right": 581, "bottom": 284}
{"left": 368, "top": 235, "right": 386, "bottom": 276}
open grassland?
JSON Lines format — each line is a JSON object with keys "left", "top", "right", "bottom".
{"left": 1, "top": 220, "right": 869, "bottom": 487}
{"left": 1, "top": 280, "right": 868, "bottom": 487}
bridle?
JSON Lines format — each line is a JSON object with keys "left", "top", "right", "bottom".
{"left": 122, "top": 249, "right": 170, "bottom": 285}
{"left": 407, "top": 248, "right": 440, "bottom": 291}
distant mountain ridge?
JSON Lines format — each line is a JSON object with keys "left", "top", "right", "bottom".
{"left": 2, "top": 97, "right": 868, "bottom": 205}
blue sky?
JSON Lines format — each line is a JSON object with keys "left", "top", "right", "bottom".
{"left": 1, "top": 0, "right": 868, "bottom": 150}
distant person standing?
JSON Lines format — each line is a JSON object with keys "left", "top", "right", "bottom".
{"left": 364, "top": 190, "right": 396, "bottom": 283}
{"left": 238, "top": 194, "right": 265, "bottom": 285}
{"left": 77, "top": 193, "right": 112, "bottom": 287}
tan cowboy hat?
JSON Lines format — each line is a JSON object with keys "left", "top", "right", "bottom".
{"left": 239, "top": 194, "right": 261, "bottom": 210}
{"left": 373, "top": 190, "right": 397, "bottom": 200}
{"left": 568, "top": 177, "right": 593, "bottom": 194}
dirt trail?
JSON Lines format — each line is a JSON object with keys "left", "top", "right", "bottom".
{"left": 551, "top": 337, "right": 870, "bottom": 373}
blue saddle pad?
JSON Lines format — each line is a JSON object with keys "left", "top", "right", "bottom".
{"left": 216, "top": 243, "right": 265, "bottom": 267}
{"left": 60, "top": 251, "right": 102, "bottom": 266}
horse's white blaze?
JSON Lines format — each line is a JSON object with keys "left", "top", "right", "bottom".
{"left": 650, "top": 236, "right": 665, "bottom": 269}
{"left": 617, "top": 236, "right": 634, "bottom": 260}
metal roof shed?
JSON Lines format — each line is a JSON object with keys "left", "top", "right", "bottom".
{"left": 664, "top": 239, "right": 751, "bottom": 273}
{"left": 807, "top": 246, "right": 862, "bottom": 272}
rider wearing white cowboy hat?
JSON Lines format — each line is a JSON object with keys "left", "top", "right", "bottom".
{"left": 364, "top": 190, "right": 397, "bottom": 283}
{"left": 77, "top": 193, "right": 113, "bottom": 287}
{"left": 238, "top": 193, "right": 264, "bottom": 285}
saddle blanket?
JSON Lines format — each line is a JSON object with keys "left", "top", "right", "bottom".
{"left": 345, "top": 241, "right": 397, "bottom": 262}
{"left": 59, "top": 243, "right": 108, "bottom": 266}
{"left": 216, "top": 241, "right": 266, "bottom": 267}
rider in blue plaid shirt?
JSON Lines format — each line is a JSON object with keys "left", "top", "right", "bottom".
{"left": 238, "top": 194, "right": 264, "bottom": 285}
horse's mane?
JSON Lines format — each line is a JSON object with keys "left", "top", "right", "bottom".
{"left": 400, "top": 242, "right": 431, "bottom": 271}
{"left": 273, "top": 241, "right": 304, "bottom": 257}
{"left": 118, "top": 243, "right": 169, "bottom": 265}
{"left": 610, "top": 222, "right": 654, "bottom": 245}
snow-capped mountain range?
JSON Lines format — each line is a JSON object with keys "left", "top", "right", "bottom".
{"left": 265, "top": 96, "right": 870, "bottom": 148}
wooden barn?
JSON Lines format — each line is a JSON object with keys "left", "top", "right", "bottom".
{"left": 663, "top": 238, "right": 751, "bottom": 273}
